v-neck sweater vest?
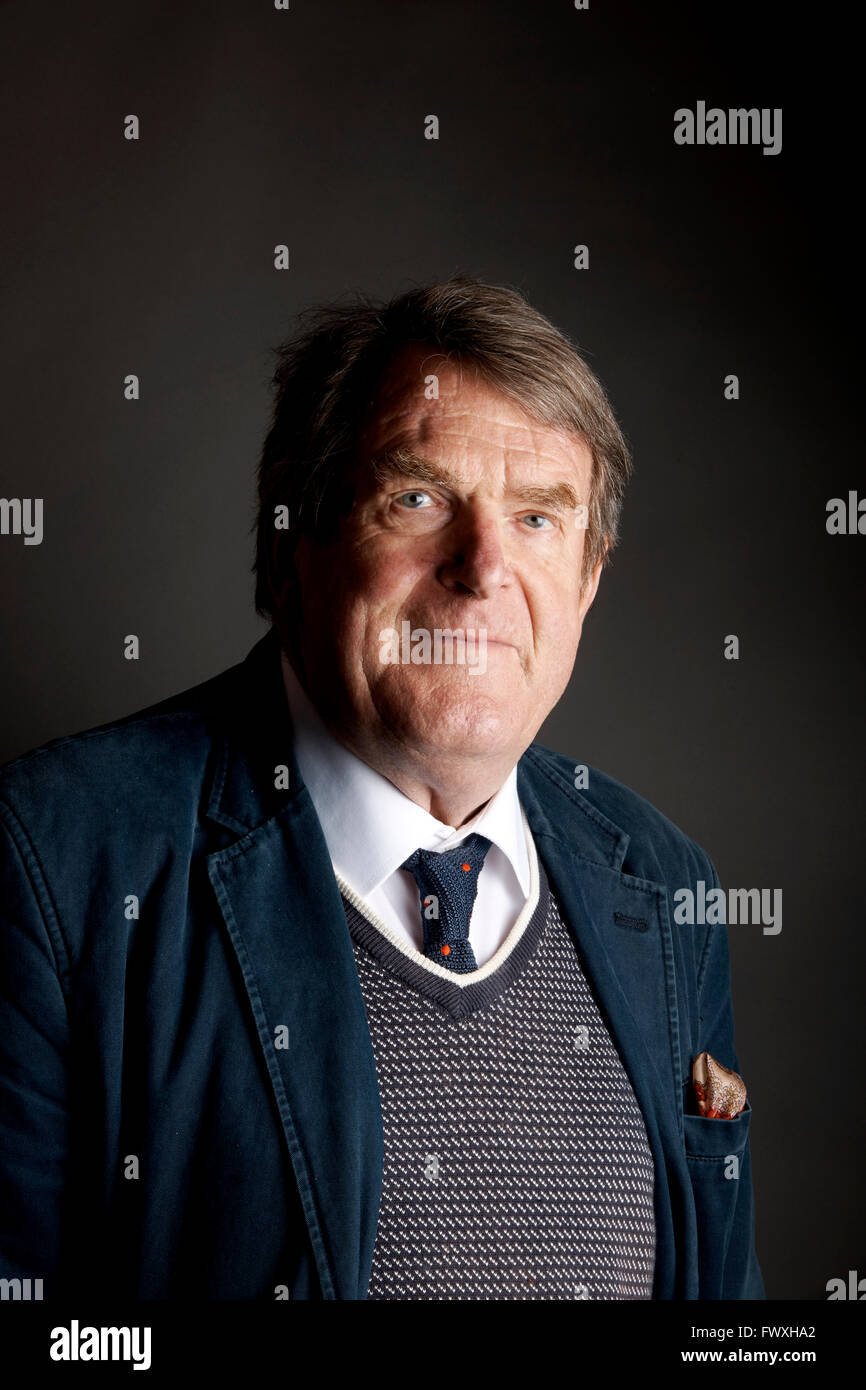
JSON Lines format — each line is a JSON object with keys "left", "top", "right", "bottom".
{"left": 340, "top": 852, "right": 657, "bottom": 1301}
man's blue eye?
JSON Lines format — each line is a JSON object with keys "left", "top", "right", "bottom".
{"left": 523, "top": 514, "right": 552, "bottom": 529}
{"left": 399, "top": 492, "right": 430, "bottom": 508}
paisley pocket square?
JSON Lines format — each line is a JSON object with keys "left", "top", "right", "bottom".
{"left": 692, "top": 1050, "right": 747, "bottom": 1118}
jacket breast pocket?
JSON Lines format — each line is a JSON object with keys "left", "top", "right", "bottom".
{"left": 682, "top": 1102, "right": 752, "bottom": 1299}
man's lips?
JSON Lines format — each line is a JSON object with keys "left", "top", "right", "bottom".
{"left": 400, "top": 626, "right": 516, "bottom": 646}
{"left": 392, "top": 621, "right": 520, "bottom": 653}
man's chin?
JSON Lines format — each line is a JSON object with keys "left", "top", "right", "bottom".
{"left": 373, "top": 682, "right": 524, "bottom": 758}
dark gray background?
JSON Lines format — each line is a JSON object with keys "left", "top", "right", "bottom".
{"left": 1, "top": 0, "right": 862, "bottom": 1300}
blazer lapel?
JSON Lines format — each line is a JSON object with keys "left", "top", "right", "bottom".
{"left": 518, "top": 747, "right": 698, "bottom": 1299}
{"left": 204, "top": 631, "right": 383, "bottom": 1300}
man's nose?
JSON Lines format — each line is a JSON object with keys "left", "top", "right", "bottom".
{"left": 437, "top": 508, "right": 509, "bottom": 598}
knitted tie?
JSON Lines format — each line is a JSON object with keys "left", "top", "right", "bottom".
{"left": 400, "top": 833, "right": 492, "bottom": 974}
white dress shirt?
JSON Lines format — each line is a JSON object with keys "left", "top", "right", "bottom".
{"left": 280, "top": 654, "right": 534, "bottom": 968}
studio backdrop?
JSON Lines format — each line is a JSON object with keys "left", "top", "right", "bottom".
{"left": 1, "top": 0, "right": 862, "bottom": 1302}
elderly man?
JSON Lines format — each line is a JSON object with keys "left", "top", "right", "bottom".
{"left": 0, "top": 278, "right": 763, "bottom": 1301}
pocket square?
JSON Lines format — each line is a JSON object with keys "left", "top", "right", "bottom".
{"left": 692, "top": 1051, "right": 747, "bottom": 1118}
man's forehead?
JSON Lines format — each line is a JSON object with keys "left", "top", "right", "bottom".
{"left": 360, "top": 349, "right": 590, "bottom": 477}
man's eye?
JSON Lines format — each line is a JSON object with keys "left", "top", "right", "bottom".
{"left": 522, "top": 513, "right": 553, "bottom": 530}
{"left": 397, "top": 491, "right": 432, "bottom": 509}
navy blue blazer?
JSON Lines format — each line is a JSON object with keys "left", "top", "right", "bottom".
{"left": 0, "top": 628, "right": 764, "bottom": 1300}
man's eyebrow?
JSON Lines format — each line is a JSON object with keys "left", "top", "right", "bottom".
{"left": 368, "top": 446, "right": 581, "bottom": 511}
{"left": 369, "top": 448, "right": 450, "bottom": 491}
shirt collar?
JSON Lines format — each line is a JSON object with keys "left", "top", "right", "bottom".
{"left": 281, "top": 653, "right": 530, "bottom": 901}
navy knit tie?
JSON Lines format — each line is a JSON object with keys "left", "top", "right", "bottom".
{"left": 400, "top": 833, "right": 492, "bottom": 974}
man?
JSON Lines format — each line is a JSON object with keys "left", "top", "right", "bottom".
{"left": 0, "top": 278, "right": 763, "bottom": 1300}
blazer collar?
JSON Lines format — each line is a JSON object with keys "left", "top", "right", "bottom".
{"left": 205, "top": 627, "right": 305, "bottom": 835}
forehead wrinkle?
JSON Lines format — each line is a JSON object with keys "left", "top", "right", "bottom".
{"left": 411, "top": 423, "right": 584, "bottom": 475}
{"left": 408, "top": 401, "right": 587, "bottom": 465}
{"left": 415, "top": 403, "right": 559, "bottom": 444}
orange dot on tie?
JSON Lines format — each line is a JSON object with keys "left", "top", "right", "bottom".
{"left": 461, "top": 862, "right": 471, "bottom": 872}
{"left": 441, "top": 944, "right": 451, "bottom": 956}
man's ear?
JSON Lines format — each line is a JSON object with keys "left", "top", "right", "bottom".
{"left": 578, "top": 551, "right": 605, "bottom": 622}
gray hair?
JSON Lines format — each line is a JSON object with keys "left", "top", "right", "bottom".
{"left": 253, "top": 276, "right": 633, "bottom": 616}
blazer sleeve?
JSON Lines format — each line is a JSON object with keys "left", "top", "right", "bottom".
{"left": 693, "top": 851, "right": 765, "bottom": 1299}
{"left": 0, "top": 799, "right": 70, "bottom": 1292}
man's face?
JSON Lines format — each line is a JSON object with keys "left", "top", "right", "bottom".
{"left": 290, "top": 345, "right": 602, "bottom": 777}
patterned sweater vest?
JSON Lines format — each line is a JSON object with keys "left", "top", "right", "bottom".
{"left": 340, "top": 853, "right": 657, "bottom": 1300}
